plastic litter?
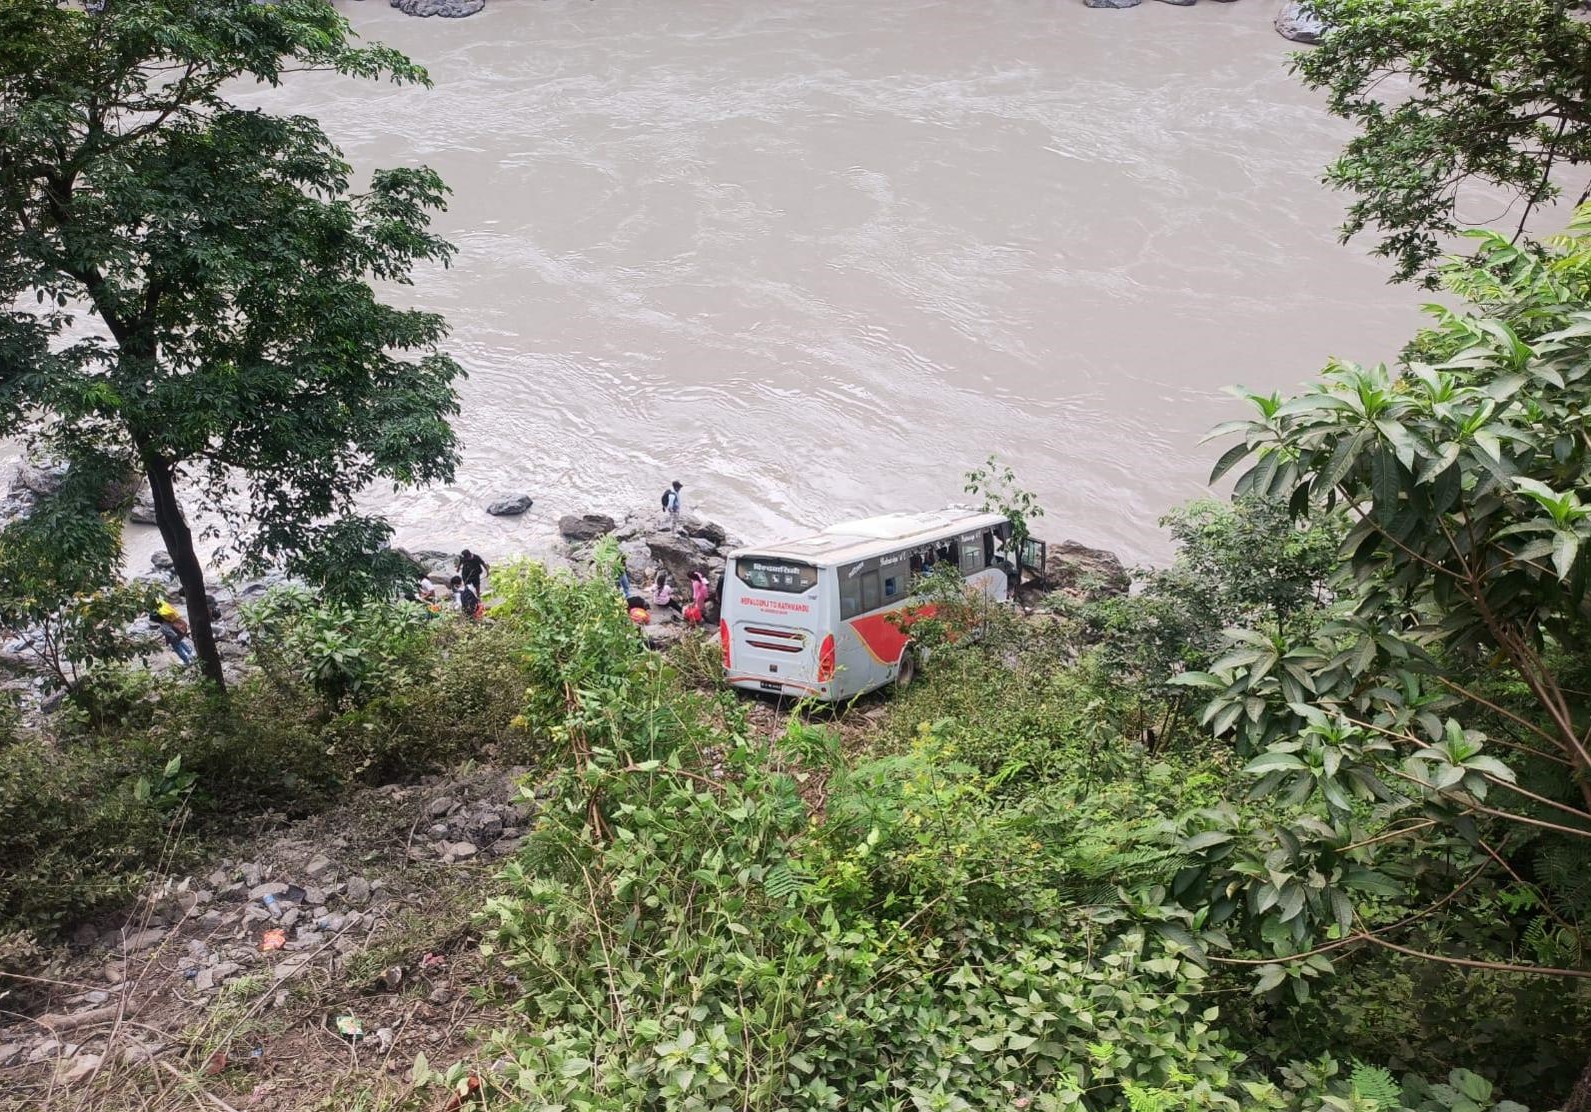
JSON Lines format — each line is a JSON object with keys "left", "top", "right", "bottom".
{"left": 333, "top": 1014, "right": 364, "bottom": 1040}
{"left": 262, "top": 893, "right": 281, "bottom": 918}
{"left": 260, "top": 929, "right": 286, "bottom": 952}
{"left": 378, "top": 965, "right": 404, "bottom": 992}
{"left": 421, "top": 952, "right": 446, "bottom": 971}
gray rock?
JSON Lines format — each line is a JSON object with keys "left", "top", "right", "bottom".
{"left": 304, "top": 856, "right": 333, "bottom": 879}
{"left": 682, "top": 518, "right": 728, "bottom": 548}
{"left": 0, "top": 1044, "right": 22, "bottom": 1067}
{"left": 345, "top": 876, "right": 371, "bottom": 906}
{"left": 10, "top": 460, "right": 66, "bottom": 497}
{"left": 487, "top": 493, "right": 533, "bottom": 517}
{"left": 62, "top": 1052, "right": 102, "bottom": 1085}
{"left": 559, "top": 513, "right": 617, "bottom": 542}
{"left": 1039, "top": 540, "right": 1131, "bottom": 601}
{"left": 122, "top": 928, "right": 168, "bottom": 953}
{"left": 151, "top": 550, "right": 174, "bottom": 572}
{"left": 1154, "top": 0, "right": 1197, "bottom": 5}
{"left": 446, "top": 841, "right": 478, "bottom": 862}
{"left": 468, "top": 810, "right": 504, "bottom": 841}
{"left": 642, "top": 531, "right": 708, "bottom": 593}
{"left": 426, "top": 796, "right": 457, "bottom": 818}
{"left": 248, "top": 882, "right": 287, "bottom": 901}
{"left": 1084, "top": 0, "right": 1141, "bottom": 7}
{"left": 390, "top": 0, "right": 485, "bottom": 15}
{"left": 128, "top": 496, "right": 158, "bottom": 525}
{"left": 241, "top": 862, "right": 263, "bottom": 886}
{"left": 1275, "top": 0, "right": 1326, "bottom": 42}
{"left": 394, "top": 548, "right": 457, "bottom": 578}
{"left": 27, "top": 1039, "right": 63, "bottom": 1064}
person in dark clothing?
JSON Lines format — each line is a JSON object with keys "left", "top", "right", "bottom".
{"left": 450, "top": 575, "right": 480, "bottom": 620}
{"left": 457, "top": 549, "right": 489, "bottom": 593}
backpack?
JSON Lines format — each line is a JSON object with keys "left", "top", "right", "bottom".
{"left": 660, "top": 489, "right": 672, "bottom": 509}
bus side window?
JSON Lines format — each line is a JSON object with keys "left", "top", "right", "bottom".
{"left": 883, "top": 575, "right": 901, "bottom": 600}
{"left": 860, "top": 571, "right": 881, "bottom": 613}
{"left": 982, "top": 530, "right": 996, "bottom": 567}
{"left": 959, "top": 539, "right": 982, "bottom": 573}
{"left": 840, "top": 576, "right": 862, "bottom": 619}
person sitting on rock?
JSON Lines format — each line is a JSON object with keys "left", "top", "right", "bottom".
{"left": 689, "top": 571, "right": 710, "bottom": 619}
{"left": 653, "top": 570, "right": 683, "bottom": 615}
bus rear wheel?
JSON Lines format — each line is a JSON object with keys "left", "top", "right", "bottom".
{"left": 893, "top": 648, "right": 917, "bottom": 691}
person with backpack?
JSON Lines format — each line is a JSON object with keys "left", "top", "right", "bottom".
{"left": 660, "top": 480, "right": 683, "bottom": 528}
{"left": 450, "top": 575, "right": 481, "bottom": 621}
{"left": 149, "top": 610, "right": 195, "bottom": 665}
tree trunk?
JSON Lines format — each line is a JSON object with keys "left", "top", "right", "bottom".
{"left": 1566, "top": 1052, "right": 1591, "bottom": 1112}
{"left": 142, "top": 453, "right": 225, "bottom": 691}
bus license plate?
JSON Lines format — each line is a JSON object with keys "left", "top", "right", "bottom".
{"left": 759, "top": 680, "right": 782, "bottom": 693}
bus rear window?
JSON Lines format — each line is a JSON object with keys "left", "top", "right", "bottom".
{"left": 735, "top": 558, "right": 818, "bottom": 594}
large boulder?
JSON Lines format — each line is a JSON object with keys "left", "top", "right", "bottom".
{"left": 559, "top": 513, "right": 617, "bottom": 543}
{"left": 681, "top": 517, "right": 729, "bottom": 550}
{"left": 641, "top": 530, "right": 712, "bottom": 591}
{"left": 391, "top": 0, "right": 484, "bottom": 16}
{"left": 486, "top": 493, "right": 533, "bottom": 517}
{"left": 1153, "top": 0, "right": 1198, "bottom": 6}
{"left": 9, "top": 460, "right": 65, "bottom": 498}
{"left": 129, "top": 493, "right": 158, "bottom": 525}
{"left": 1084, "top": 0, "right": 1142, "bottom": 8}
{"left": 1275, "top": 1, "right": 1327, "bottom": 43}
{"left": 393, "top": 548, "right": 457, "bottom": 579}
{"left": 1039, "top": 540, "right": 1130, "bottom": 601}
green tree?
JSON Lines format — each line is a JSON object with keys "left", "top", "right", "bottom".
{"left": 963, "top": 455, "right": 1044, "bottom": 586}
{"left": 1174, "top": 207, "right": 1591, "bottom": 1104}
{"left": 1296, "top": 0, "right": 1591, "bottom": 285}
{"left": 1067, "top": 496, "right": 1339, "bottom": 751}
{"left": 0, "top": 0, "right": 464, "bottom": 688}
{"left": 0, "top": 458, "right": 154, "bottom": 695}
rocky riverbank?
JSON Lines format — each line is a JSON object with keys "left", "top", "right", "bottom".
{"left": 1080, "top": 0, "right": 1327, "bottom": 42}
{"left": 0, "top": 455, "right": 1132, "bottom": 719}
{"left": 386, "top": 0, "right": 1328, "bottom": 42}
{"left": 0, "top": 767, "right": 528, "bottom": 1108}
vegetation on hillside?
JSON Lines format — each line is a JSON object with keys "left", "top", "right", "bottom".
{"left": 4, "top": 0, "right": 1590, "bottom": 1107}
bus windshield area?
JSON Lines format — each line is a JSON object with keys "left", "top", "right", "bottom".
{"left": 735, "top": 558, "right": 818, "bottom": 594}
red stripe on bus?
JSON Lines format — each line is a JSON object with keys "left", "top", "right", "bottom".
{"left": 848, "top": 603, "right": 937, "bottom": 665}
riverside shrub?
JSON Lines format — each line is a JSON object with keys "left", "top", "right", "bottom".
{"left": 467, "top": 562, "right": 1533, "bottom": 1111}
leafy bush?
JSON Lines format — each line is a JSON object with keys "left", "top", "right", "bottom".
{"left": 0, "top": 729, "right": 177, "bottom": 935}
{"left": 0, "top": 583, "right": 538, "bottom": 938}
{"left": 242, "top": 585, "right": 436, "bottom": 709}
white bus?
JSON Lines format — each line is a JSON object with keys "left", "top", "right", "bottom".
{"left": 720, "top": 508, "right": 1035, "bottom": 702}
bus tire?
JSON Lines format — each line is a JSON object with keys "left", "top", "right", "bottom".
{"left": 893, "top": 648, "right": 917, "bottom": 691}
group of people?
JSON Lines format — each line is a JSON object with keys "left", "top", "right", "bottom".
{"left": 623, "top": 566, "right": 712, "bottom": 628}
{"left": 148, "top": 484, "right": 703, "bottom": 664}
{"left": 417, "top": 548, "right": 489, "bottom": 619}
{"left": 415, "top": 480, "right": 713, "bottom": 629}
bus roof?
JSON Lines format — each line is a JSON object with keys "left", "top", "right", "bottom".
{"left": 728, "top": 508, "right": 1010, "bottom": 567}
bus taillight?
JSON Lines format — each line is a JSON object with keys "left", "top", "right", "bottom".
{"left": 719, "top": 619, "right": 732, "bottom": 670}
{"left": 817, "top": 634, "right": 836, "bottom": 682}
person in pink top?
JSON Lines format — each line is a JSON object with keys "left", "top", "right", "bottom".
{"left": 689, "top": 571, "right": 710, "bottom": 620}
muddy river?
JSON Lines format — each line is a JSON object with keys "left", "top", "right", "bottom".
{"left": 58, "top": 0, "right": 1454, "bottom": 564}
